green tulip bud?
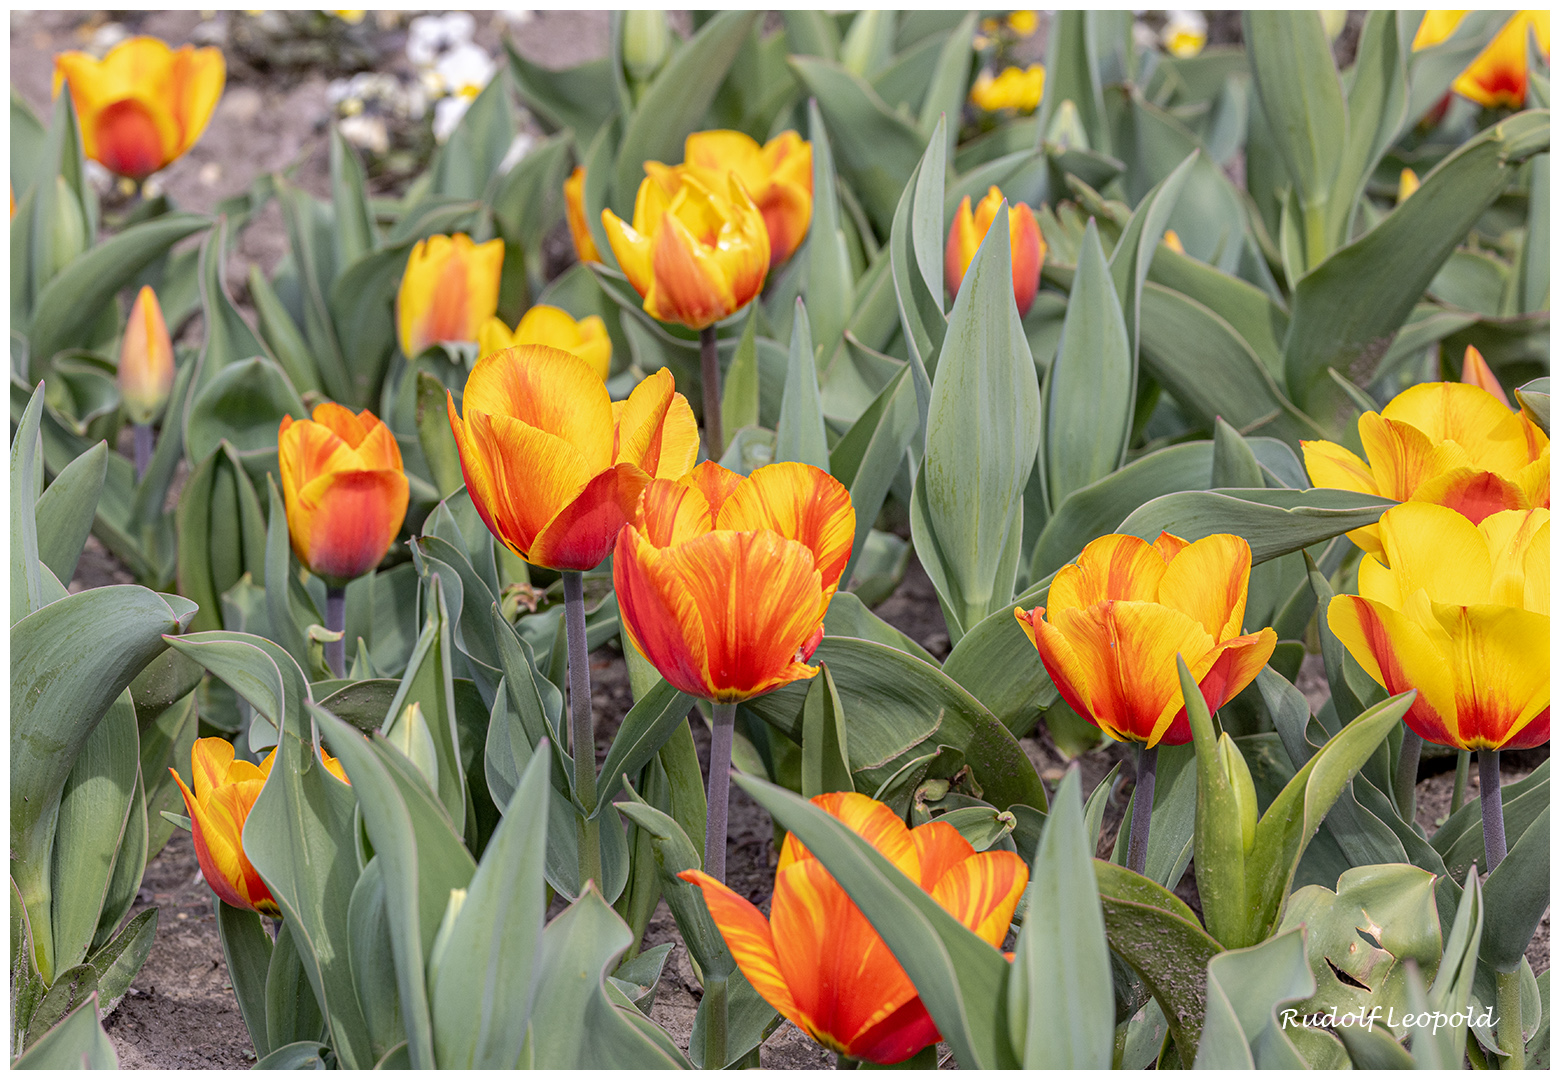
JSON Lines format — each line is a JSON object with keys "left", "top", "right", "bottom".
{"left": 622, "top": 10, "right": 672, "bottom": 84}
{"left": 46, "top": 176, "right": 87, "bottom": 282}
{"left": 1216, "top": 732, "right": 1259, "bottom": 855}
{"left": 1045, "top": 99, "right": 1091, "bottom": 152}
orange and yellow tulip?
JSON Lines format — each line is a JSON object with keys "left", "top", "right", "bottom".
{"left": 118, "top": 285, "right": 175, "bottom": 424}
{"left": 681, "top": 791, "right": 1028, "bottom": 1064}
{"left": 1302, "top": 380, "right": 1549, "bottom": 556}
{"left": 1460, "top": 343, "right": 1510, "bottom": 406}
{"left": 171, "top": 737, "right": 348, "bottom": 916}
{"left": 478, "top": 304, "right": 611, "bottom": 381}
{"left": 613, "top": 460, "right": 854, "bottom": 702}
{"left": 396, "top": 232, "right": 505, "bottom": 359}
{"left": 563, "top": 165, "right": 601, "bottom": 264}
{"left": 1329, "top": 502, "right": 1549, "bottom": 751}
{"left": 1413, "top": 11, "right": 1549, "bottom": 109}
{"left": 1015, "top": 532, "right": 1278, "bottom": 748}
{"left": 945, "top": 186, "right": 1046, "bottom": 317}
{"left": 646, "top": 130, "right": 813, "bottom": 268}
{"left": 448, "top": 346, "right": 698, "bottom": 571}
{"left": 53, "top": 36, "right": 225, "bottom": 180}
{"left": 278, "top": 403, "right": 409, "bottom": 584}
{"left": 968, "top": 64, "right": 1046, "bottom": 113}
{"left": 600, "top": 172, "right": 770, "bottom": 331}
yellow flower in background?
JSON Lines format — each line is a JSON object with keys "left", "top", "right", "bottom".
{"left": 330, "top": 10, "right": 366, "bottom": 23}
{"left": 1007, "top": 10, "right": 1039, "bottom": 37}
{"left": 564, "top": 165, "right": 602, "bottom": 264}
{"left": 478, "top": 304, "right": 612, "bottom": 382}
{"left": 1162, "top": 10, "right": 1208, "bottom": 58}
{"left": 969, "top": 64, "right": 1045, "bottom": 113}
{"left": 1413, "top": 10, "right": 1550, "bottom": 108}
{"left": 53, "top": 36, "right": 225, "bottom": 180}
{"left": 1163, "top": 229, "right": 1186, "bottom": 255}
{"left": 601, "top": 172, "right": 770, "bottom": 331}
{"left": 1397, "top": 168, "right": 1421, "bottom": 203}
{"left": 118, "top": 285, "right": 175, "bottom": 425}
{"left": 396, "top": 232, "right": 505, "bottom": 358}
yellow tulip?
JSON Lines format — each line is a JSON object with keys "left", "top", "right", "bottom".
{"left": 968, "top": 64, "right": 1045, "bottom": 113}
{"left": 396, "top": 233, "right": 505, "bottom": 359}
{"left": 478, "top": 305, "right": 611, "bottom": 381}
{"left": 563, "top": 165, "right": 602, "bottom": 264}
{"left": 1413, "top": 10, "right": 1550, "bottom": 109}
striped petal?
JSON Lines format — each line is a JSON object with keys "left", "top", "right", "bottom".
{"left": 1156, "top": 532, "right": 1252, "bottom": 642}
{"left": 191, "top": 735, "right": 236, "bottom": 803}
{"left": 635, "top": 473, "right": 720, "bottom": 549}
{"left": 613, "top": 526, "right": 713, "bottom": 698}
{"left": 1327, "top": 595, "right": 1462, "bottom": 748}
{"left": 1461, "top": 345, "right": 1511, "bottom": 406}
{"left": 647, "top": 210, "right": 736, "bottom": 330}
{"left": 1480, "top": 509, "right": 1549, "bottom": 615}
{"left": 1015, "top": 606, "right": 1100, "bottom": 734}
{"left": 563, "top": 166, "right": 601, "bottom": 264}
{"left": 910, "top": 819, "right": 976, "bottom": 893}
{"left": 1187, "top": 628, "right": 1279, "bottom": 726}
{"left": 779, "top": 792, "right": 917, "bottom": 877}
{"left": 1358, "top": 412, "right": 1470, "bottom": 502}
{"left": 1047, "top": 533, "right": 1169, "bottom": 615}
{"left": 1008, "top": 203, "right": 1043, "bottom": 316}
{"left": 1435, "top": 601, "right": 1550, "bottom": 750}
{"left": 464, "top": 409, "right": 594, "bottom": 560}
{"left": 930, "top": 849, "right": 1030, "bottom": 948}
{"left": 527, "top": 462, "right": 648, "bottom": 572}
{"left": 460, "top": 344, "right": 614, "bottom": 472}
{"left": 613, "top": 366, "right": 699, "bottom": 479}
{"left": 601, "top": 208, "right": 654, "bottom": 299}
{"left": 944, "top": 195, "right": 981, "bottom": 297}
{"left": 678, "top": 869, "right": 805, "bottom": 1031}
{"left": 297, "top": 468, "right": 410, "bottom": 581}
{"left": 1302, "top": 438, "right": 1379, "bottom": 495}
{"left": 1410, "top": 467, "right": 1530, "bottom": 525}
{"left": 1381, "top": 381, "right": 1539, "bottom": 478}
{"left": 718, "top": 462, "right": 856, "bottom": 594}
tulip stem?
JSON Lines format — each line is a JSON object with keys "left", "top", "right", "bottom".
{"left": 1393, "top": 729, "right": 1422, "bottom": 823}
{"left": 703, "top": 972, "right": 728, "bottom": 1068}
{"left": 133, "top": 422, "right": 154, "bottom": 482}
{"left": 563, "top": 571, "right": 603, "bottom": 890}
{"left": 1479, "top": 750, "right": 1506, "bottom": 872}
{"left": 705, "top": 701, "right": 737, "bottom": 882}
{"left": 1496, "top": 964, "right": 1525, "bottom": 1070}
{"left": 1451, "top": 749, "right": 1472, "bottom": 814}
{"left": 325, "top": 585, "right": 346, "bottom": 678}
{"left": 1127, "top": 745, "right": 1157, "bottom": 876}
{"left": 700, "top": 326, "right": 724, "bottom": 460}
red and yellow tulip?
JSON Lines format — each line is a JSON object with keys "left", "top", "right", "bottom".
{"left": 1413, "top": 10, "right": 1550, "bottom": 109}
{"left": 53, "top": 36, "right": 225, "bottom": 180}
{"left": 968, "top": 64, "right": 1046, "bottom": 113}
{"left": 171, "top": 737, "right": 348, "bottom": 916}
{"left": 1014, "top": 532, "right": 1278, "bottom": 748}
{"left": 613, "top": 460, "right": 854, "bottom": 702}
{"left": 681, "top": 791, "right": 1028, "bottom": 1064}
{"left": 278, "top": 403, "right": 409, "bottom": 584}
{"left": 563, "top": 165, "right": 602, "bottom": 264}
{"left": 945, "top": 186, "right": 1046, "bottom": 317}
{"left": 646, "top": 130, "right": 813, "bottom": 268}
{"left": 1329, "top": 502, "right": 1549, "bottom": 751}
{"left": 118, "top": 285, "right": 175, "bottom": 424}
{"left": 447, "top": 346, "right": 698, "bottom": 571}
{"left": 396, "top": 232, "right": 505, "bottom": 359}
{"left": 1302, "top": 380, "right": 1549, "bottom": 556}
{"left": 600, "top": 172, "right": 770, "bottom": 331}
{"left": 478, "top": 304, "right": 611, "bottom": 381}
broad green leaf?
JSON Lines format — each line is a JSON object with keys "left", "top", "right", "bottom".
{"left": 734, "top": 773, "right": 1018, "bottom": 1069}
{"left": 1519, "top": 153, "right": 1549, "bottom": 313}
{"left": 1326, "top": 12, "right": 1407, "bottom": 250}
{"left": 1009, "top": 768, "right": 1113, "bottom": 1067}
{"left": 774, "top": 300, "right": 830, "bottom": 470}
{"left": 719, "top": 308, "right": 760, "bottom": 439}
{"left": 34, "top": 440, "right": 105, "bottom": 585}
{"left": 918, "top": 14, "right": 976, "bottom": 155}
{"left": 12, "top": 993, "right": 116, "bottom": 1069}
{"left": 194, "top": 216, "right": 273, "bottom": 387}
{"left": 1183, "top": 656, "right": 1251, "bottom": 951}
{"left": 800, "top": 663, "right": 853, "bottom": 798}
{"left": 1108, "top": 151, "right": 1195, "bottom": 367}
{"left": 276, "top": 181, "right": 351, "bottom": 403}
{"left": 1432, "top": 760, "right": 1548, "bottom": 883}
{"left": 1034, "top": 12, "right": 1109, "bottom": 156}
{"left": 615, "top": 793, "right": 732, "bottom": 982}
{"left": 829, "top": 364, "right": 918, "bottom": 586}
{"left": 380, "top": 583, "right": 468, "bottom": 828}
{"left": 805, "top": 100, "right": 855, "bottom": 363}
{"left": 592, "top": 679, "right": 697, "bottom": 816}
{"left": 1115, "top": 487, "right": 1394, "bottom": 566}
{"left": 216, "top": 899, "right": 273, "bottom": 1061}
{"left": 265, "top": 918, "right": 325, "bottom": 1052}
{"left": 11, "top": 387, "right": 54, "bottom": 623}
{"left": 1044, "top": 218, "right": 1131, "bottom": 509}
{"left": 1481, "top": 805, "right": 1548, "bottom": 973}
{"left": 429, "top": 67, "right": 516, "bottom": 201}
{"left": 184, "top": 356, "right": 306, "bottom": 474}
{"left": 782, "top": 11, "right": 840, "bottom": 60}
{"left": 346, "top": 858, "right": 403, "bottom": 1063}
{"left": 1194, "top": 927, "right": 1314, "bottom": 1069}
{"left": 330, "top": 126, "right": 378, "bottom": 269}
{"left": 504, "top": 45, "right": 616, "bottom": 145}
{"left": 1425, "top": 865, "right": 1484, "bottom": 1065}
{"left": 1147, "top": 245, "right": 1289, "bottom": 376}
{"left": 86, "top": 905, "right": 155, "bottom": 1019}
{"left": 174, "top": 443, "right": 268, "bottom": 634}
{"left": 887, "top": 149, "right": 943, "bottom": 446}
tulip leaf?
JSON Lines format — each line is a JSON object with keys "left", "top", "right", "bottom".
{"left": 800, "top": 663, "right": 854, "bottom": 798}
{"left": 719, "top": 308, "right": 760, "bottom": 440}
{"left": 806, "top": 99, "right": 856, "bottom": 366}
{"left": 774, "top": 300, "right": 830, "bottom": 470}
{"left": 611, "top": 11, "right": 759, "bottom": 213}
{"left": 1284, "top": 109, "right": 1549, "bottom": 435}
{"left": 34, "top": 439, "right": 105, "bottom": 586}
{"left": 887, "top": 138, "right": 945, "bottom": 446}
{"left": 194, "top": 215, "right": 274, "bottom": 387}
{"left": 12, "top": 585, "right": 191, "bottom": 985}
{"left": 1194, "top": 927, "right": 1315, "bottom": 1069}
{"left": 276, "top": 181, "right": 351, "bottom": 403}
{"left": 688, "top": 968, "right": 785, "bottom": 1069}
{"left": 1109, "top": 151, "right": 1195, "bottom": 365}
{"left": 184, "top": 356, "right": 307, "bottom": 474}
{"left": 343, "top": 858, "right": 402, "bottom": 1064}
{"left": 216, "top": 899, "right": 274, "bottom": 1062}
{"left": 919, "top": 15, "right": 976, "bottom": 153}
{"left": 329, "top": 125, "right": 377, "bottom": 269}
{"left": 430, "top": 66, "right": 516, "bottom": 202}
{"left": 939, "top": 572, "right": 1057, "bottom": 740}
{"left": 381, "top": 580, "right": 468, "bottom": 829}
{"left": 27, "top": 212, "right": 208, "bottom": 377}
{"left": 12, "top": 992, "right": 117, "bottom": 1070}
{"left": 1115, "top": 486, "right": 1394, "bottom": 566}
{"left": 1009, "top": 768, "right": 1114, "bottom": 1067}
{"left": 265, "top": 918, "right": 325, "bottom": 1052}
{"left": 914, "top": 196, "right": 1042, "bottom": 640}
{"left": 527, "top": 887, "right": 693, "bottom": 1068}
{"left": 733, "top": 772, "right": 1018, "bottom": 1069}
{"left": 1517, "top": 376, "right": 1551, "bottom": 435}
{"left": 829, "top": 364, "right": 919, "bottom": 587}
{"left": 1481, "top": 804, "right": 1549, "bottom": 973}
{"left": 592, "top": 679, "right": 697, "bottom": 818}
{"left": 263, "top": 477, "right": 312, "bottom": 674}
{"left": 503, "top": 44, "right": 615, "bottom": 146}
{"left": 1519, "top": 152, "right": 1548, "bottom": 314}
{"left": 1432, "top": 761, "right": 1548, "bottom": 884}
{"left": 48, "top": 689, "right": 139, "bottom": 977}
{"left": 1182, "top": 655, "right": 1250, "bottom": 952}
{"left": 175, "top": 443, "right": 268, "bottom": 635}
{"left": 10, "top": 387, "right": 55, "bottom": 624}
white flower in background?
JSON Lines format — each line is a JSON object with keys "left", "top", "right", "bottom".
{"left": 433, "top": 41, "right": 495, "bottom": 97}
{"left": 407, "top": 11, "right": 476, "bottom": 67}
{"left": 433, "top": 96, "right": 472, "bottom": 142}
{"left": 498, "top": 132, "right": 536, "bottom": 174}
{"left": 1161, "top": 10, "right": 1207, "bottom": 58}
{"left": 339, "top": 114, "right": 389, "bottom": 154}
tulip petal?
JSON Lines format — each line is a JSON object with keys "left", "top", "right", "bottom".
{"left": 167, "top": 43, "right": 225, "bottom": 154}
{"left": 1359, "top": 413, "right": 1470, "bottom": 503}
{"left": 191, "top": 735, "right": 236, "bottom": 802}
{"left": 1156, "top": 533, "right": 1252, "bottom": 641}
{"left": 718, "top": 462, "right": 856, "bottom": 594}
{"left": 1410, "top": 467, "right": 1530, "bottom": 525}
{"left": 1434, "top": 601, "right": 1550, "bottom": 750}
{"left": 461, "top": 344, "right": 614, "bottom": 473}
{"left": 614, "top": 367, "right": 699, "bottom": 479}
{"left": 601, "top": 210, "right": 654, "bottom": 299}
{"left": 647, "top": 210, "right": 737, "bottom": 330}
{"left": 1381, "top": 381, "right": 1540, "bottom": 479}
{"left": 678, "top": 869, "right": 806, "bottom": 1031}
{"left": 296, "top": 469, "right": 410, "bottom": 581}
{"left": 910, "top": 819, "right": 976, "bottom": 893}
{"left": 1480, "top": 509, "right": 1550, "bottom": 615}
{"left": 466, "top": 409, "right": 595, "bottom": 560}
{"left": 930, "top": 849, "right": 1030, "bottom": 948}
{"left": 636, "top": 474, "right": 720, "bottom": 549}
{"left": 1327, "top": 595, "right": 1462, "bottom": 748}
{"left": 1372, "top": 501, "right": 1493, "bottom": 607}
{"left": 843, "top": 998, "right": 941, "bottom": 1066}
{"left": 779, "top": 792, "right": 917, "bottom": 877}
{"left": 1016, "top": 606, "right": 1100, "bottom": 731}
{"left": 1047, "top": 533, "right": 1169, "bottom": 615}
{"left": 1177, "top": 629, "right": 1279, "bottom": 741}
{"left": 1302, "top": 438, "right": 1379, "bottom": 495}
{"left": 1516, "top": 448, "right": 1549, "bottom": 509}
{"left": 564, "top": 166, "right": 601, "bottom": 264}
{"left": 613, "top": 526, "right": 715, "bottom": 697}
{"left": 528, "top": 462, "right": 647, "bottom": 572}
{"left": 171, "top": 769, "right": 276, "bottom": 916}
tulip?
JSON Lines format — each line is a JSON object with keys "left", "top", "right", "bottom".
{"left": 615, "top": 458, "right": 854, "bottom": 881}
{"left": 1460, "top": 343, "right": 1510, "bottom": 406}
{"left": 396, "top": 232, "right": 505, "bottom": 360}
{"left": 53, "top": 36, "right": 225, "bottom": 180}
{"left": 646, "top": 129, "right": 813, "bottom": 269}
{"left": 945, "top": 186, "right": 1046, "bottom": 317}
{"left": 1413, "top": 11, "right": 1549, "bottom": 109}
{"left": 478, "top": 304, "right": 611, "bottom": 381}
{"left": 1398, "top": 167, "right": 1421, "bottom": 203}
{"left": 681, "top": 791, "right": 1028, "bottom": 1064}
{"left": 563, "top": 165, "right": 601, "bottom": 264}
{"left": 119, "top": 286, "right": 176, "bottom": 480}
{"left": 968, "top": 64, "right": 1046, "bottom": 113}
{"left": 1302, "top": 381, "right": 1549, "bottom": 556}
{"left": 171, "top": 737, "right": 347, "bottom": 916}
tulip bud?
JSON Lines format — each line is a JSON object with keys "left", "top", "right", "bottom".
{"left": 46, "top": 176, "right": 87, "bottom": 282}
{"left": 1216, "top": 733, "right": 1258, "bottom": 855}
{"left": 386, "top": 701, "right": 440, "bottom": 789}
{"left": 1397, "top": 168, "right": 1421, "bottom": 203}
{"left": 622, "top": 10, "right": 672, "bottom": 83}
{"left": 841, "top": 11, "right": 893, "bottom": 77}
{"left": 945, "top": 186, "right": 1046, "bottom": 317}
{"left": 119, "top": 285, "right": 176, "bottom": 424}
{"left": 1319, "top": 10, "right": 1348, "bottom": 40}
{"left": 1163, "top": 229, "right": 1185, "bottom": 255}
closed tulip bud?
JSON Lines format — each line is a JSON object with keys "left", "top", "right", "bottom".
{"left": 118, "top": 285, "right": 176, "bottom": 424}
{"left": 46, "top": 176, "right": 87, "bottom": 280}
{"left": 601, "top": 171, "right": 770, "bottom": 330}
{"left": 1015, "top": 532, "right": 1278, "bottom": 748}
{"left": 681, "top": 792, "right": 1028, "bottom": 1064}
{"left": 1329, "top": 503, "right": 1549, "bottom": 752}
{"left": 478, "top": 304, "right": 611, "bottom": 381}
{"left": 563, "top": 166, "right": 602, "bottom": 265}
{"left": 1303, "top": 381, "right": 1548, "bottom": 555}
{"left": 1217, "top": 733, "right": 1259, "bottom": 854}
{"left": 396, "top": 232, "right": 505, "bottom": 359}
{"left": 448, "top": 347, "right": 698, "bottom": 571}
{"left": 621, "top": 10, "right": 672, "bottom": 82}
{"left": 1413, "top": 10, "right": 1550, "bottom": 109}
{"left": 53, "top": 36, "right": 225, "bottom": 180}
{"left": 1461, "top": 344, "right": 1510, "bottom": 407}
{"left": 278, "top": 404, "right": 410, "bottom": 585}
{"left": 945, "top": 186, "right": 1046, "bottom": 317}
{"left": 171, "top": 737, "right": 347, "bottom": 916}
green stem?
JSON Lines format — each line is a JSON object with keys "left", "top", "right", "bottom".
{"left": 700, "top": 325, "right": 723, "bottom": 460}
{"left": 1496, "top": 964, "right": 1525, "bottom": 1070}
{"left": 1302, "top": 200, "right": 1330, "bottom": 270}
{"left": 1394, "top": 728, "right": 1422, "bottom": 822}
{"left": 1451, "top": 749, "right": 1471, "bottom": 814}
{"left": 703, "top": 972, "right": 728, "bottom": 1068}
{"left": 563, "top": 571, "right": 603, "bottom": 891}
